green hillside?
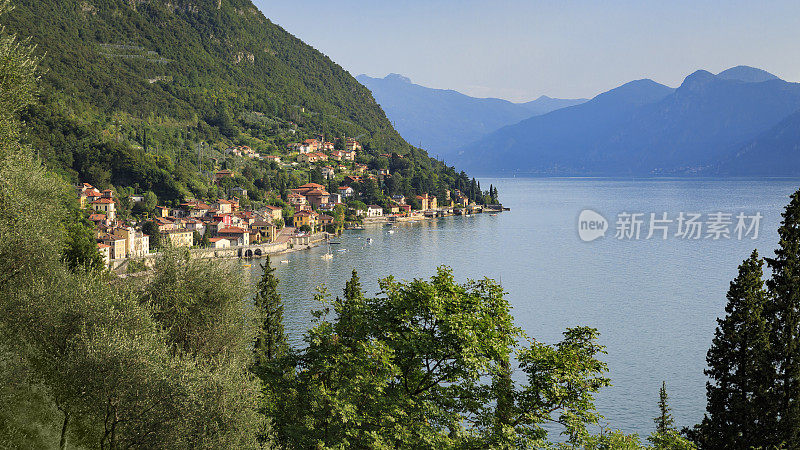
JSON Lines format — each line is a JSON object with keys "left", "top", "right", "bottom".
{"left": 2, "top": 0, "right": 483, "bottom": 204}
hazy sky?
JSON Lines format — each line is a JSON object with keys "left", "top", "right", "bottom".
{"left": 253, "top": 0, "right": 800, "bottom": 102}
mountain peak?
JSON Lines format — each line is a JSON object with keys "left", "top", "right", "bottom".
{"left": 716, "top": 65, "right": 779, "bottom": 83}
{"left": 678, "top": 70, "right": 717, "bottom": 91}
{"left": 384, "top": 73, "right": 412, "bottom": 84}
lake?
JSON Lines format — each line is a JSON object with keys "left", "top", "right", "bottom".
{"left": 247, "top": 178, "right": 800, "bottom": 437}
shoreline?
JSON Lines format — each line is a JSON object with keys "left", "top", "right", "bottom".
{"left": 116, "top": 207, "right": 506, "bottom": 276}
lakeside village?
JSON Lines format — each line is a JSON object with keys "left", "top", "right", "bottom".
{"left": 79, "top": 137, "right": 502, "bottom": 270}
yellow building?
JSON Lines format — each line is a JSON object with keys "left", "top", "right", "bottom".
{"left": 292, "top": 210, "right": 318, "bottom": 230}
{"left": 160, "top": 229, "right": 193, "bottom": 248}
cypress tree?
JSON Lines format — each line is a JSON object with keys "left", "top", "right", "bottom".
{"left": 253, "top": 256, "right": 288, "bottom": 368}
{"left": 699, "top": 250, "right": 776, "bottom": 449}
{"left": 335, "top": 270, "right": 366, "bottom": 344}
{"left": 766, "top": 189, "right": 800, "bottom": 447}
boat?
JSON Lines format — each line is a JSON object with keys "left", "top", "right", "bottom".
{"left": 490, "top": 213, "right": 497, "bottom": 217}
{"left": 280, "top": 260, "right": 289, "bottom": 264}
{"left": 366, "top": 238, "right": 372, "bottom": 243}
{"left": 321, "top": 242, "right": 333, "bottom": 259}
{"left": 387, "top": 229, "right": 395, "bottom": 234}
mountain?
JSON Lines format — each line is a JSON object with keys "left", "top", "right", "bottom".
{"left": 455, "top": 79, "right": 675, "bottom": 174}
{"left": 1, "top": 0, "right": 478, "bottom": 202}
{"left": 717, "top": 110, "right": 800, "bottom": 176}
{"left": 518, "top": 95, "right": 587, "bottom": 116}
{"left": 356, "top": 73, "right": 584, "bottom": 157}
{"left": 456, "top": 67, "right": 800, "bottom": 176}
{"left": 716, "top": 65, "right": 779, "bottom": 83}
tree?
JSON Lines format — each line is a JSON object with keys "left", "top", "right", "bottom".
{"left": 270, "top": 267, "right": 615, "bottom": 449}
{"left": 62, "top": 216, "right": 104, "bottom": 272}
{"left": 655, "top": 381, "right": 674, "bottom": 435}
{"left": 765, "top": 189, "right": 800, "bottom": 448}
{"left": 648, "top": 382, "right": 695, "bottom": 449}
{"left": 142, "top": 220, "right": 161, "bottom": 250}
{"left": 252, "top": 256, "right": 288, "bottom": 367}
{"left": 697, "top": 250, "right": 776, "bottom": 449}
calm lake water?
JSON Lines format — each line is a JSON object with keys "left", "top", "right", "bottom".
{"left": 247, "top": 178, "right": 800, "bottom": 437}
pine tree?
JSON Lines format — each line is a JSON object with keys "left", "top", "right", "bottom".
{"left": 699, "top": 250, "right": 776, "bottom": 449}
{"left": 253, "top": 256, "right": 288, "bottom": 368}
{"left": 655, "top": 381, "right": 674, "bottom": 434}
{"left": 766, "top": 189, "right": 800, "bottom": 447}
{"left": 649, "top": 382, "right": 696, "bottom": 449}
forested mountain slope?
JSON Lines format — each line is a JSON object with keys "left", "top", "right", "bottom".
{"left": 2, "top": 0, "right": 475, "bottom": 202}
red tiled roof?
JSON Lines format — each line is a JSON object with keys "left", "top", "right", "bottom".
{"left": 218, "top": 226, "right": 246, "bottom": 234}
{"left": 91, "top": 198, "right": 115, "bottom": 204}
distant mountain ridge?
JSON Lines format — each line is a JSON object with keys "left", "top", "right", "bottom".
{"left": 356, "top": 73, "right": 585, "bottom": 157}
{"left": 454, "top": 66, "right": 800, "bottom": 176}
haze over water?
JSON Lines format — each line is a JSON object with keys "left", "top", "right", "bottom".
{"left": 249, "top": 178, "right": 799, "bottom": 436}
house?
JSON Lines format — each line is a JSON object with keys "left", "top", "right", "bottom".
{"left": 263, "top": 155, "right": 281, "bottom": 163}
{"left": 89, "top": 213, "right": 110, "bottom": 228}
{"left": 208, "top": 237, "right": 231, "bottom": 249}
{"left": 213, "top": 199, "right": 233, "bottom": 214}
{"left": 287, "top": 193, "right": 307, "bottom": 206}
{"left": 329, "top": 150, "right": 343, "bottom": 161}
{"left": 297, "top": 152, "right": 328, "bottom": 163}
{"left": 214, "top": 169, "right": 234, "bottom": 183}
{"left": 340, "top": 149, "right": 356, "bottom": 161}
{"left": 154, "top": 217, "right": 175, "bottom": 232}
{"left": 301, "top": 138, "right": 320, "bottom": 153}
{"left": 262, "top": 205, "right": 283, "bottom": 222}
{"left": 101, "top": 234, "right": 127, "bottom": 260}
{"left": 338, "top": 186, "right": 355, "bottom": 198}
{"left": 97, "top": 243, "right": 111, "bottom": 266}
{"left": 415, "top": 194, "right": 438, "bottom": 211}
{"left": 183, "top": 218, "right": 206, "bottom": 235}
{"left": 292, "top": 210, "right": 318, "bottom": 230}
{"left": 155, "top": 206, "right": 170, "bottom": 218}
{"left": 343, "top": 176, "right": 362, "bottom": 185}
{"left": 321, "top": 166, "right": 335, "bottom": 178}
{"left": 160, "top": 229, "right": 193, "bottom": 248}
{"left": 345, "top": 138, "right": 362, "bottom": 152}
{"left": 90, "top": 198, "right": 116, "bottom": 221}
{"left": 366, "top": 205, "right": 383, "bottom": 217}
{"left": 398, "top": 204, "right": 412, "bottom": 213}
{"left": 180, "top": 201, "right": 211, "bottom": 218}
{"left": 318, "top": 214, "right": 334, "bottom": 228}
{"left": 113, "top": 227, "right": 150, "bottom": 258}
{"left": 251, "top": 220, "right": 277, "bottom": 242}
{"left": 218, "top": 226, "right": 250, "bottom": 246}
{"left": 353, "top": 164, "right": 367, "bottom": 174}
{"left": 391, "top": 195, "right": 406, "bottom": 205}
{"left": 291, "top": 183, "right": 326, "bottom": 196}
{"left": 378, "top": 168, "right": 390, "bottom": 176}
{"left": 323, "top": 141, "right": 335, "bottom": 151}
{"left": 305, "top": 189, "right": 330, "bottom": 208}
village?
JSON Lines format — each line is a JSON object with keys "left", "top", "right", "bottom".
{"left": 78, "top": 137, "right": 497, "bottom": 270}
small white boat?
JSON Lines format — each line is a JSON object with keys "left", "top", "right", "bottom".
{"left": 280, "top": 260, "right": 289, "bottom": 264}
{"left": 366, "top": 238, "right": 373, "bottom": 243}
{"left": 387, "top": 230, "right": 395, "bottom": 234}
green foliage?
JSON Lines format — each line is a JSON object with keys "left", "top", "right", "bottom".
{"left": 271, "top": 268, "right": 618, "bottom": 449}
{"left": 253, "top": 256, "right": 288, "bottom": 366}
{"left": 765, "top": 189, "right": 800, "bottom": 447}
{"left": 0, "top": 0, "right": 490, "bottom": 207}
{"left": 696, "top": 250, "right": 776, "bottom": 449}
{"left": 62, "top": 209, "right": 105, "bottom": 272}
